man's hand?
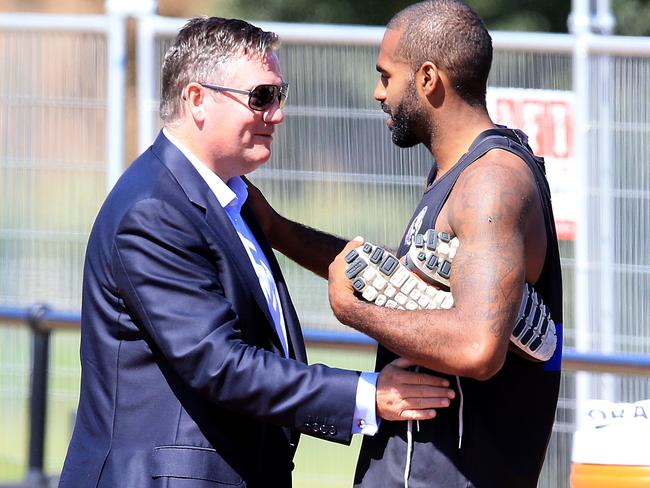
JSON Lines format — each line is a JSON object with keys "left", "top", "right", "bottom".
{"left": 328, "top": 238, "right": 366, "bottom": 321}
{"left": 242, "top": 176, "right": 280, "bottom": 240}
{"left": 376, "top": 358, "right": 455, "bottom": 421}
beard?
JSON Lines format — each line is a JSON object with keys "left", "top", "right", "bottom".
{"left": 382, "top": 87, "right": 430, "bottom": 148}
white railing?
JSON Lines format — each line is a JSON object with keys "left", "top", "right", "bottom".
{"left": 0, "top": 12, "right": 126, "bottom": 192}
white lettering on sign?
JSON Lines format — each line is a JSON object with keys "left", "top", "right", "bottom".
{"left": 490, "top": 96, "right": 573, "bottom": 158}
{"left": 487, "top": 88, "right": 575, "bottom": 240}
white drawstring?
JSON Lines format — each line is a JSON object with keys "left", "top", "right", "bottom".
{"left": 405, "top": 369, "right": 467, "bottom": 485}
{"left": 404, "top": 374, "right": 464, "bottom": 488}
{"left": 404, "top": 419, "right": 414, "bottom": 488}
{"left": 403, "top": 366, "right": 423, "bottom": 488}
{"left": 456, "top": 376, "right": 464, "bottom": 449}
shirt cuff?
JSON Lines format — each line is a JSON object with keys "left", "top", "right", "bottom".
{"left": 351, "top": 372, "right": 380, "bottom": 436}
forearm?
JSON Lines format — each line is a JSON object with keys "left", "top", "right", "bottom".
{"left": 336, "top": 299, "right": 480, "bottom": 376}
{"left": 242, "top": 179, "right": 348, "bottom": 278}
{"left": 272, "top": 215, "right": 347, "bottom": 279}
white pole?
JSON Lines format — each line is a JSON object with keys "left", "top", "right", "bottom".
{"left": 595, "top": 0, "right": 616, "bottom": 401}
{"left": 595, "top": 0, "right": 616, "bottom": 35}
{"left": 137, "top": 14, "right": 158, "bottom": 153}
{"left": 105, "top": 8, "right": 127, "bottom": 193}
{"left": 570, "top": 0, "right": 593, "bottom": 428}
{"left": 105, "top": 0, "right": 158, "bottom": 190}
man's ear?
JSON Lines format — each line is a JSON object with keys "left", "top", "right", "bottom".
{"left": 418, "top": 61, "right": 442, "bottom": 96}
{"left": 184, "top": 83, "right": 207, "bottom": 122}
{"left": 418, "top": 61, "right": 447, "bottom": 108}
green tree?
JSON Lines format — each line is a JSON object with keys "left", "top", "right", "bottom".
{"left": 219, "top": 0, "right": 650, "bottom": 36}
{"left": 222, "top": 0, "right": 570, "bottom": 32}
{"left": 613, "top": 0, "right": 650, "bottom": 35}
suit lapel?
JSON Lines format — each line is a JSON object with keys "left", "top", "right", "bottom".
{"left": 242, "top": 204, "right": 307, "bottom": 363}
{"left": 151, "top": 132, "right": 285, "bottom": 354}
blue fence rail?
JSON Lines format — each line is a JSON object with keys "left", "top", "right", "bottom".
{"left": 2, "top": 305, "right": 650, "bottom": 488}
{"left": 3, "top": 305, "right": 650, "bottom": 373}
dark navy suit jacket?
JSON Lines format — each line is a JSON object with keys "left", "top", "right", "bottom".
{"left": 59, "top": 132, "right": 359, "bottom": 488}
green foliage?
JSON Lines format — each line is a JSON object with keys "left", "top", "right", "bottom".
{"left": 218, "top": 0, "right": 650, "bottom": 35}
{"left": 224, "top": 0, "right": 414, "bottom": 25}
{"left": 470, "top": 0, "right": 570, "bottom": 32}
{"left": 222, "top": 0, "right": 571, "bottom": 32}
{"left": 614, "top": 0, "right": 650, "bottom": 35}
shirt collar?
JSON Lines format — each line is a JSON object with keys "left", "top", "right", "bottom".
{"left": 162, "top": 128, "right": 248, "bottom": 213}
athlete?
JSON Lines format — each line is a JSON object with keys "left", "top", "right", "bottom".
{"left": 248, "top": 1, "right": 563, "bottom": 486}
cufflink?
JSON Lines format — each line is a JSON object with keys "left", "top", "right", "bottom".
{"left": 357, "top": 419, "right": 366, "bottom": 429}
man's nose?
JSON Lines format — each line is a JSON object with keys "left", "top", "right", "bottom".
{"left": 264, "top": 104, "right": 285, "bottom": 124}
{"left": 373, "top": 79, "right": 385, "bottom": 102}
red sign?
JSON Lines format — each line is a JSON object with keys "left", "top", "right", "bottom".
{"left": 487, "top": 88, "right": 576, "bottom": 240}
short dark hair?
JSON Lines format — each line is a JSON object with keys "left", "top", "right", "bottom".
{"left": 160, "top": 17, "right": 280, "bottom": 123}
{"left": 388, "top": 0, "right": 492, "bottom": 108}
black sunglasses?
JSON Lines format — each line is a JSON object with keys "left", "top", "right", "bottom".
{"left": 199, "top": 82, "right": 289, "bottom": 111}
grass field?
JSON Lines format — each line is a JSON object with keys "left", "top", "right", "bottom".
{"left": 0, "top": 327, "right": 376, "bottom": 488}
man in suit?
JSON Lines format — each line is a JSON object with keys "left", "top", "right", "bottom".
{"left": 58, "top": 16, "right": 455, "bottom": 488}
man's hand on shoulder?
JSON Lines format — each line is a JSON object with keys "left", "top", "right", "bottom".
{"left": 376, "top": 358, "right": 455, "bottom": 421}
{"left": 242, "top": 176, "right": 281, "bottom": 241}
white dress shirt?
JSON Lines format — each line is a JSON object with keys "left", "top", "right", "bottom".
{"left": 162, "top": 129, "right": 378, "bottom": 435}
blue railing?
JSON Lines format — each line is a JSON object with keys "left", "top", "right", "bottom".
{"left": 2, "top": 305, "right": 650, "bottom": 373}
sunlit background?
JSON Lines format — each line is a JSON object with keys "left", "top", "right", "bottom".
{"left": 1, "top": 1, "right": 650, "bottom": 487}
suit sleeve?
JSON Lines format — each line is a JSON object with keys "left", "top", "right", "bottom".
{"left": 111, "top": 198, "right": 360, "bottom": 444}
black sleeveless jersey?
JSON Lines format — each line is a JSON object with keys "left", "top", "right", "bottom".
{"left": 355, "top": 128, "right": 563, "bottom": 488}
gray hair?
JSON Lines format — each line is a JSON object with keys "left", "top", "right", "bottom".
{"left": 388, "top": 0, "right": 492, "bottom": 108}
{"left": 160, "top": 17, "right": 280, "bottom": 124}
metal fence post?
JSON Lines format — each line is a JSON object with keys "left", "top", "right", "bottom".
{"left": 24, "top": 304, "right": 51, "bottom": 488}
{"left": 136, "top": 12, "right": 157, "bottom": 154}
{"left": 104, "top": 0, "right": 141, "bottom": 192}
{"left": 570, "top": 0, "right": 594, "bottom": 429}
{"left": 103, "top": 0, "right": 164, "bottom": 194}
{"left": 595, "top": 0, "right": 617, "bottom": 401}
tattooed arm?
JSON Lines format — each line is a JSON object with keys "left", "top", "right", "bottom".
{"left": 328, "top": 151, "right": 540, "bottom": 380}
